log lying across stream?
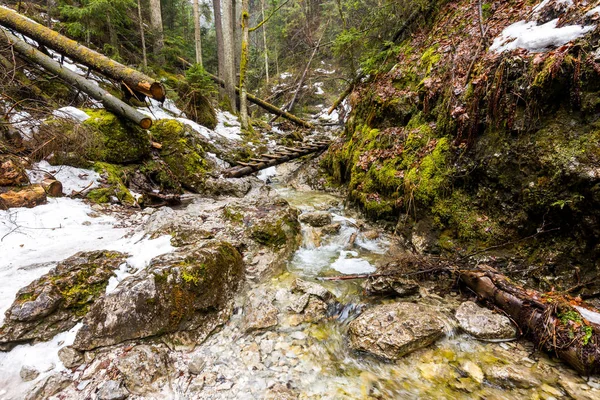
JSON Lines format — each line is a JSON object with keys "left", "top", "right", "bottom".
{"left": 461, "top": 267, "right": 600, "bottom": 375}
{"left": 0, "top": 6, "right": 165, "bottom": 101}
{"left": 223, "top": 140, "right": 330, "bottom": 178}
{"left": 1, "top": 29, "right": 152, "bottom": 129}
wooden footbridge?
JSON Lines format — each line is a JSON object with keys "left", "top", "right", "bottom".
{"left": 223, "top": 140, "right": 331, "bottom": 178}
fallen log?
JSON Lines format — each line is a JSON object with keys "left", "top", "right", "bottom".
{"left": 0, "top": 184, "right": 46, "bottom": 209}
{"left": 41, "top": 178, "right": 63, "bottom": 197}
{"left": 223, "top": 141, "right": 330, "bottom": 178}
{"left": 0, "top": 6, "right": 165, "bottom": 101}
{"left": 1, "top": 29, "right": 152, "bottom": 129}
{"left": 207, "top": 71, "right": 313, "bottom": 129}
{"left": 460, "top": 267, "right": 600, "bottom": 375}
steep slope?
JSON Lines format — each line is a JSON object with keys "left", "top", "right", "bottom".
{"left": 325, "top": 0, "right": 600, "bottom": 279}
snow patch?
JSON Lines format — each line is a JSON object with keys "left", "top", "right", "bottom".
{"left": 138, "top": 99, "right": 212, "bottom": 139}
{"left": 490, "top": 18, "right": 595, "bottom": 53}
{"left": 27, "top": 161, "right": 101, "bottom": 195}
{"left": 52, "top": 106, "right": 90, "bottom": 122}
{"left": 8, "top": 110, "right": 39, "bottom": 140}
{"left": 314, "top": 82, "right": 325, "bottom": 95}
{"left": 586, "top": 6, "right": 600, "bottom": 16}
{"left": 257, "top": 166, "right": 277, "bottom": 182}
{"left": 280, "top": 72, "right": 292, "bottom": 79}
{"left": 315, "top": 68, "right": 335, "bottom": 74}
{"left": 533, "top": 0, "right": 573, "bottom": 13}
{"left": 0, "top": 323, "right": 82, "bottom": 400}
{"left": 214, "top": 111, "right": 242, "bottom": 141}
{"left": 105, "top": 233, "right": 175, "bottom": 293}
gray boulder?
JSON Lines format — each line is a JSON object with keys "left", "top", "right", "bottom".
{"left": 298, "top": 211, "right": 332, "bottom": 227}
{"left": 455, "top": 301, "right": 517, "bottom": 340}
{"left": 20, "top": 365, "right": 39, "bottom": 382}
{"left": 73, "top": 241, "right": 243, "bottom": 350}
{"left": 58, "top": 346, "right": 84, "bottom": 369}
{"left": 0, "top": 251, "right": 126, "bottom": 349}
{"left": 348, "top": 302, "right": 446, "bottom": 360}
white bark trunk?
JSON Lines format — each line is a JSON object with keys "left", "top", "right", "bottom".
{"left": 193, "top": 0, "right": 202, "bottom": 66}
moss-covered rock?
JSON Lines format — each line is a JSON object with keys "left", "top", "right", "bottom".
{"left": 0, "top": 251, "right": 127, "bottom": 350}
{"left": 73, "top": 241, "right": 243, "bottom": 350}
{"left": 83, "top": 109, "right": 150, "bottom": 163}
{"left": 150, "top": 120, "right": 210, "bottom": 192}
{"left": 87, "top": 162, "right": 135, "bottom": 205}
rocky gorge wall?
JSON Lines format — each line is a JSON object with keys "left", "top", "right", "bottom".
{"left": 324, "top": 0, "right": 600, "bottom": 284}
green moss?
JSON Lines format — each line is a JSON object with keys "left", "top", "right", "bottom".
{"left": 223, "top": 206, "right": 243, "bottom": 223}
{"left": 150, "top": 120, "right": 210, "bottom": 192}
{"left": 88, "top": 162, "right": 135, "bottom": 205}
{"left": 404, "top": 137, "right": 452, "bottom": 204}
{"left": 83, "top": 109, "right": 150, "bottom": 163}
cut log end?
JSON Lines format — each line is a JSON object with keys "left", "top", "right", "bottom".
{"left": 139, "top": 117, "right": 153, "bottom": 130}
{"left": 150, "top": 82, "right": 166, "bottom": 102}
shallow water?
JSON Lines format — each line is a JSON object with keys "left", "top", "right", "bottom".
{"left": 262, "top": 186, "right": 592, "bottom": 399}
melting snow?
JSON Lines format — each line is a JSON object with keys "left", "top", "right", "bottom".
{"left": 27, "top": 161, "right": 101, "bottom": 195}
{"left": 214, "top": 111, "right": 242, "bottom": 141}
{"left": 0, "top": 323, "right": 82, "bottom": 400}
{"left": 257, "top": 166, "right": 277, "bottom": 182}
{"left": 280, "top": 72, "right": 292, "bottom": 79}
{"left": 489, "top": 18, "right": 595, "bottom": 53}
{"left": 52, "top": 106, "right": 90, "bottom": 122}
{"left": 8, "top": 110, "right": 39, "bottom": 140}
{"left": 587, "top": 6, "right": 600, "bottom": 16}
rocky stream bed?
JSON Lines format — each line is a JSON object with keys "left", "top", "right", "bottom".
{"left": 0, "top": 161, "right": 598, "bottom": 400}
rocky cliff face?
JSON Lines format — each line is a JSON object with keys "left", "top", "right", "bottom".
{"left": 324, "top": 0, "right": 600, "bottom": 281}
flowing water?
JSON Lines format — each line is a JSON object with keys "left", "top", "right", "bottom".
{"left": 193, "top": 182, "right": 595, "bottom": 399}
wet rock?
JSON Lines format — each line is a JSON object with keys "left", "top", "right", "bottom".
{"left": 348, "top": 302, "right": 446, "bottom": 360}
{"left": 291, "top": 279, "right": 333, "bottom": 301}
{"left": 461, "top": 360, "right": 484, "bottom": 383}
{"left": 115, "top": 345, "right": 169, "bottom": 395}
{"left": 25, "top": 373, "right": 72, "bottom": 400}
{"left": 363, "top": 275, "right": 419, "bottom": 298}
{"left": 188, "top": 355, "right": 206, "bottom": 375}
{"left": 321, "top": 222, "right": 342, "bottom": 235}
{"left": 362, "top": 230, "right": 380, "bottom": 240}
{"left": 559, "top": 373, "right": 598, "bottom": 400}
{"left": 302, "top": 297, "right": 329, "bottom": 323}
{"left": 455, "top": 301, "right": 517, "bottom": 340}
{"left": 484, "top": 364, "right": 541, "bottom": 389}
{"left": 74, "top": 241, "right": 243, "bottom": 350}
{"left": 298, "top": 211, "right": 332, "bottom": 227}
{"left": 20, "top": 365, "right": 39, "bottom": 382}
{"left": 0, "top": 251, "right": 126, "bottom": 349}
{"left": 0, "top": 155, "right": 28, "bottom": 186}
{"left": 58, "top": 346, "right": 84, "bottom": 369}
{"left": 244, "top": 289, "right": 278, "bottom": 332}
{"left": 97, "top": 380, "right": 129, "bottom": 400}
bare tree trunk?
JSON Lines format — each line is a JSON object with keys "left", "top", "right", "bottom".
{"left": 149, "top": 0, "right": 164, "bottom": 64}
{"left": 221, "top": 0, "right": 237, "bottom": 113}
{"left": 107, "top": 13, "right": 119, "bottom": 56}
{"left": 239, "top": 0, "right": 249, "bottom": 128}
{"left": 137, "top": 0, "right": 147, "bottom": 68}
{"left": 261, "top": 0, "right": 269, "bottom": 85}
{"left": 193, "top": 0, "right": 203, "bottom": 66}
{"left": 213, "top": 0, "right": 224, "bottom": 78}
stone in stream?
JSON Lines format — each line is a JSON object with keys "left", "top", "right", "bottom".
{"left": 73, "top": 241, "right": 243, "bottom": 350}
{"left": 348, "top": 302, "right": 447, "bottom": 360}
{"left": 321, "top": 222, "right": 341, "bottom": 235}
{"left": 363, "top": 275, "right": 420, "bottom": 298}
{"left": 298, "top": 211, "right": 332, "bottom": 227}
{"left": 0, "top": 250, "right": 127, "bottom": 350}
{"left": 483, "top": 364, "right": 542, "bottom": 389}
{"left": 455, "top": 301, "right": 517, "bottom": 340}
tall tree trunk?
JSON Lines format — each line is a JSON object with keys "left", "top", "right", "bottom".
{"left": 221, "top": 0, "right": 237, "bottom": 113}
{"left": 261, "top": 0, "right": 269, "bottom": 85}
{"left": 193, "top": 0, "right": 203, "bottom": 66}
{"left": 149, "top": 0, "right": 164, "bottom": 64}
{"left": 107, "top": 13, "right": 119, "bottom": 56}
{"left": 239, "top": 0, "right": 249, "bottom": 129}
{"left": 137, "top": 0, "right": 147, "bottom": 68}
{"left": 213, "top": 0, "right": 224, "bottom": 78}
